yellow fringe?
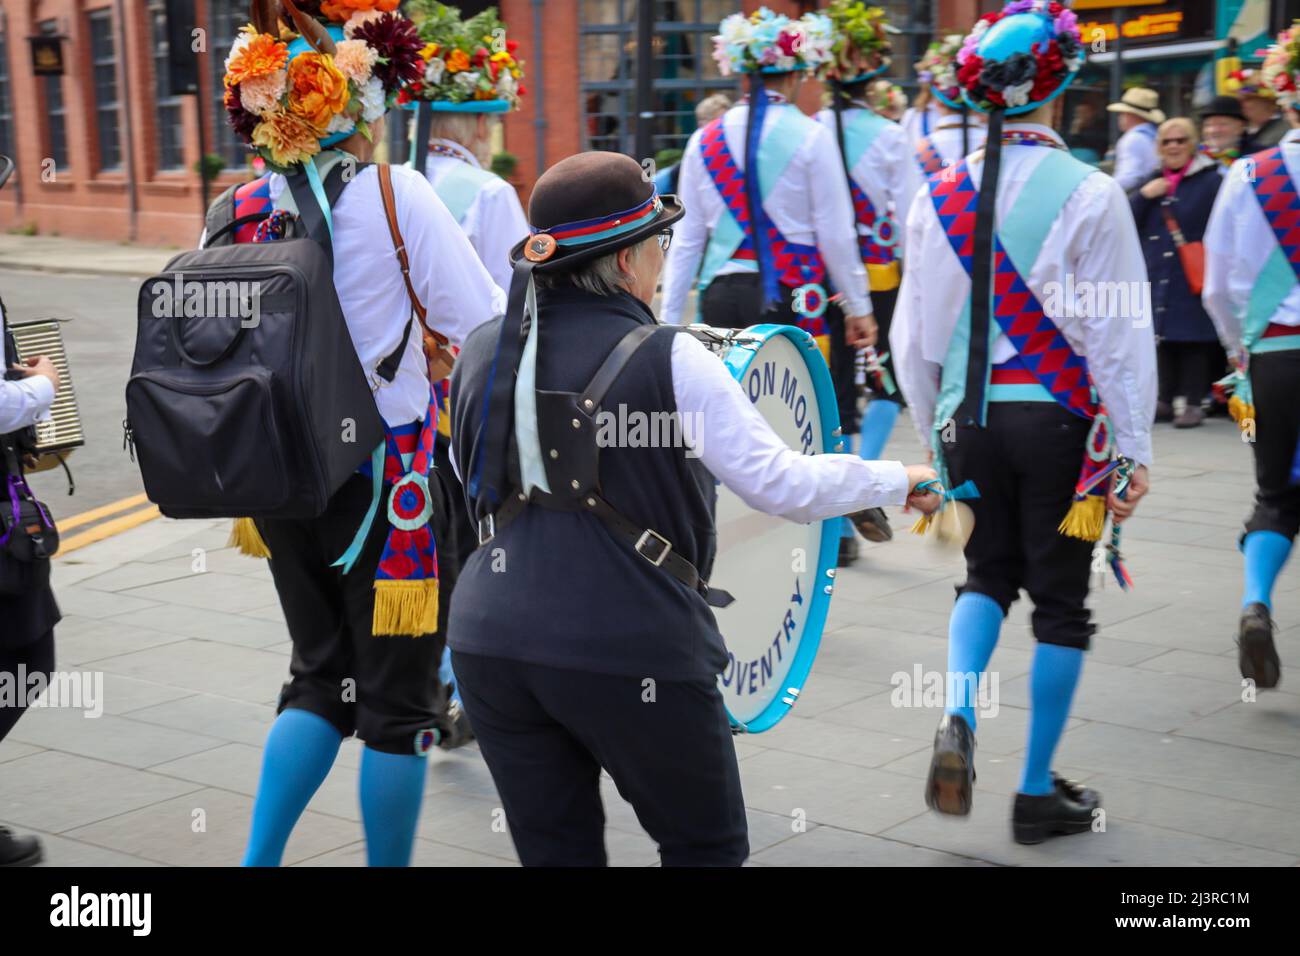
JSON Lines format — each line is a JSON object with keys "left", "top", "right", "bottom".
{"left": 228, "top": 517, "right": 271, "bottom": 558}
{"left": 911, "top": 512, "right": 935, "bottom": 535}
{"left": 1057, "top": 496, "right": 1106, "bottom": 542}
{"left": 1228, "top": 395, "right": 1255, "bottom": 431}
{"left": 373, "top": 578, "right": 440, "bottom": 637}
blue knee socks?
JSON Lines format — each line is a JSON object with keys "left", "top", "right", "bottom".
{"left": 359, "top": 747, "right": 427, "bottom": 867}
{"left": 858, "top": 399, "right": 902, "bottom": 462}
{"left": 1020, "top": 644, "right": 1084, "bottom": 796}
{"left": 243, "top": 708, "right": 343, "bottom": 866}
{"left": 439, "top": 645, "right": 462, "bottom": 706}
{"left": 1242, "top": 530, "right": 1293, "bottom": 610}
{"left": 944, "top": 592, "right": 1003, "bottom": 731}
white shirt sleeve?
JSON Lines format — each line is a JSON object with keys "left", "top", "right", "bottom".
{"left": 890, "top": 187, "right": 942, "bottom": 445}
{"left": 0, "top": 374, "right": 55, "bottom": 435}
{"left": 661, "top": 130, "right": 712, "bottom": 326}
{"left": 881, "top": 124, "right": 924, "bottom": 259}
{"left": 395, "top": 165, "right": 507, "bottom": 345}
{"left": 1113, "top": 128, "right": 1156, "bottom": 193}
{"left": 470, "top": 179, "right": 530, "bottom": 297}
{"left": 670, "top": 332, "right": 908, "bottom": 522}
{"left": 807, "top": 124, "right": 871, "bottom": 318}
{"left": 1202, "top": 163, "right": 1252, "bottom": 355}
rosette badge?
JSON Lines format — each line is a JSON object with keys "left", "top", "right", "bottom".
{"left": 954, "top": 0, "right": 1084, "bottom": 115}
{"left": 400, "top": 1, "right": 525, "bottom": 113}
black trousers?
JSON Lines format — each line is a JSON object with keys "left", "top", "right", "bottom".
{"left": 699, "top": 272, "right": 801, "bottom": 330}
{"left": 826, "top": 287, "right": 903, "bottom": 437}
{"left": 944, "top": 403, "right": 1096, "bottom": 650}
{"left": 255, "top": 474, "right": 447, "bottom": 755}
{"left": 1245, "top": 349, "right": 1300, "bottom": 541}
{"left": 453, "top": 651, "right": 749, "bottom": 867}
{"left": 0, "top": 629, "right": 54, "bottom": 743}
{"left": 1157, "top": 339, "right": 1220, "bottom": 406}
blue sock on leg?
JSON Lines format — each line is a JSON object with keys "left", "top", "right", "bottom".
{"left": 944, "top": 592, "right": 1004, "bottom": 732}
{"left": 858, "top": 400, "right": 902, "bottom": 462}
{"left": 1242, "top": 530, "right": 1293, "bottom": 610}
{"left": 243, "top": 708, "right": 343, "bottom": 866}
{"left": 438, "top": 645, "right": 462, "bottom": 706}
{"left": 1019, "top": 644, "right": 1085, "bottom": 796}
{"left": 359, "top": 747, "right": 427, "bottom": 867}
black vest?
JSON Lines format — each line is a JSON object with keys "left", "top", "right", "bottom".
{"left": 447, "top": 287, "right": 726, "bottom": 680}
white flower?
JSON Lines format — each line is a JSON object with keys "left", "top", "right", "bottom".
{"left": 454, "top": 70, "right": 480, "bottom": 93}
{"left": 1003, "top": 79, "right": 1034, "bottom": 108}
{"left": 325, "top": 111, "right": 356, "bottom": 135}
{"left": 719, "top": 14, "right": 751, "bottom": 47}
{"left": 224, "top": 33, "right": 252, "bottom": 74}
{"left": 424, "top": 57, "right": 446, "bottom": 85}
{"left": 359, "top": 77, "right": 386, "bottom": 122}
{"left": 496, "top": 71, "right": 517, "bottom": 97}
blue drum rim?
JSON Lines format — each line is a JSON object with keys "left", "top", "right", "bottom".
{"left": 717, "top": 322, "right": 842, "bottom": 733}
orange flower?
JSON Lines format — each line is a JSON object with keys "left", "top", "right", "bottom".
{"left": 226, "top": 33, "right": 289, "bottom": 86}
{"left": 445, "top": 49, "right": 470, "bottom": 73}
{"left": 251, "top": 112, "right": 321, "bottom": 167}
{"left": 286, "top": 52, "right": 350, "bottom": 132}
{"left": 320, "top": 0, "right": 400, "bottom": 23}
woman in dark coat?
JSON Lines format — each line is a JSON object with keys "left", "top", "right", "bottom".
{"left": 1129, "top": 117, "right": 1225, "bottom": 428}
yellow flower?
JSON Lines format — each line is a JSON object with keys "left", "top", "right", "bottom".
{"left": 287, "top": 52, "right": 350, "bottom": 132}
{"left": 420, "top": 42, "right": 440, "bottom": 61}
{"left": 252, "top": 112, "right": 322, "bottom": 167}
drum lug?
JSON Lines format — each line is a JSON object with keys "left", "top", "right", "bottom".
{"left": 826, "top": 568, "right": 836, "bottom": 578}
{"left": 823, "top": 585, "right": 834, "bottom": 595}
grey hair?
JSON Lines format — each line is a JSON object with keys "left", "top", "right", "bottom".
{"left": 695, "top": 93, "right": 733, "bottom": 125}
{"left": 429, "top": 113, "right": 482, "bottom": 145}
{"left": 535, "top": 236, "right": 655, "bottom": 297}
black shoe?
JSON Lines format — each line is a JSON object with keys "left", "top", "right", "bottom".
{"left": 1154, "top": 400, "right": 1174, "bottom": 424}
{"left": 1012, "top": 775, "right": 1102, "bottom": 845}
{"left": 1238, "top": 602, "right": 1281, "bottom": 689}
{"left": 437, "top": 698, "right": 475, "bottom": 751}
{"left": 0, "top": 827, "right": 42, "bottom": 867}
{"left": 837, "top": 535, "right": 859, "bottom": 568}
{"left": 925, "top": 714, "right": 975, "bottom": 816}
{"left": 848, "top": 507, "right": 893, "bottom": 543}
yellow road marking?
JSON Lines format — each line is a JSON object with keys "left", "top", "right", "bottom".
{"left": 57, "top": 492, "right": 151, "bottom": 532}
{"left": 57, "top": 505, "right": 161, "bottom": 557}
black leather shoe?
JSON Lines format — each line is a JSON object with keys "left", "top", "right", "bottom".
{"left": 848, "top": 507, "right": 893, "bottom": 543}
{"left": 0, "top": 827, "right": 42, "bottom": 867}
{"left": 837, "top": 535, "right": 859, "bottom": 568}
{"left": 437, "top": 698, "right": 475, "bottom": 751}
{"left": 1238, "top": 602, "right": 1281, "bottom": 689}
{"left": 1012, "top": 775, "right": 1102, "bottom": 845}
{"left": 925, "top": 714, "right": 975, "bottom": 816}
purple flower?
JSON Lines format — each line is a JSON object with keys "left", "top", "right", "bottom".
{"left": 1055, "top": 10, "right": 1079, "bottom": 37}
{"left": 1004, "top": 0, "right": 1037, "bottom": 14}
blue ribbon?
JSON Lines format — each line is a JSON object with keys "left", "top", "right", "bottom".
{"left": 745, "top": 74, "right": 782, "bottom": 312}
{"left": 332, "top": 442, "right": 385, "bottom": 574}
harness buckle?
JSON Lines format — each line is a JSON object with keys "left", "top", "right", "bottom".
{"left": 634, "top": 528, "right": 672, "bottom": 567}
{"left": 477, "top": 513, "right": 496, "bottom": 546}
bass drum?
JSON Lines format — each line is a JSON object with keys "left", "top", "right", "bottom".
{"left": 688, "top": 323, "right": 842, "bottom": 733}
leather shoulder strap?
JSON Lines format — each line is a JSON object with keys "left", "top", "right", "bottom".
{"left": 578, "top": 324, "right": 660, "bottom": 411}
{"left": 377, "top": 163, "right": 448, "bottom": 348}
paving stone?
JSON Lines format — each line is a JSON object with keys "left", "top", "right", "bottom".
{"left": 741, "top": 714, "right": 930, "bottom": 769}
{"left": 7, "top": 706, "right": 226, "bottom": 769}
{"left": 751, "top": 824, "right": 995, "bottom": 867}
{"left": 99, "top": 604, "right": 288, "bottom": 649}
{"left": 52, "top": 620, "right": 186, "bottom": 665}
{"left": 293, "top": 837, "right": 517, "bottom": 867}
{"left": 124, "top": 694, "right": 278, "bottom": 745}
{"left": 0, "top": 740, "right": 44, "bottom": 764}
{"left": 122, "top": 572, "right": 281, "bottom": 615}
{"left": 75, "top": 561, "right": 203, "bottom": 594}
{"left": 1173, "top": 697, "right": 1300, "bottom": 758}
{"left": 0, "top": 822, "right": 165, "bottom": 867}
{"left": 87, "top": 640, "right": 289, "bottom": 702}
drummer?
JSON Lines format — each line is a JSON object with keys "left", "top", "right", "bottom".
{"left": 445, "top": 151, "right": 943, "bottom": 866}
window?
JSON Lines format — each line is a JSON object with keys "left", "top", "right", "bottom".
{"left": 150, "top": 1, "right": 185, "bottom": 170}
{"left": 0, "top": 20, "right": 12, "bottom": 161}
{"left": 208, "top": 0, "right": 250, "bottom": 167}
{"left": 580, "top": 0, "right": 738, "bottom": 156}
{"left": 88, "top": 9, "right": 121, "bottom": 171}
{"left": 40, "top": 20, "right": 68, "bottom": 170}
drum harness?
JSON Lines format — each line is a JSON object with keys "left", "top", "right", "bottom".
{"left": 472, "top": 322, "right": 735, "bottom": 610}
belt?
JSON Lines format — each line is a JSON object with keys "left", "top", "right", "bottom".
{"left": 476, "top": 489, "right": 735, "bottom": 609}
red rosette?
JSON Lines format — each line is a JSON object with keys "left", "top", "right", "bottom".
{"left": 387, "top": 473, "right": 434, "bottom": 531}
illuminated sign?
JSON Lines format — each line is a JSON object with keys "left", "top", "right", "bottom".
{"left": 1079, "top": 11, "right": 1184, "bottom": 44}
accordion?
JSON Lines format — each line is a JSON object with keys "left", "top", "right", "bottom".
{"left": 7, "top": 317, "right": 84, "bottom": 471}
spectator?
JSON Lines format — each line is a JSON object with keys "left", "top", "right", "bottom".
{"left": 1107, "top": 87, "right": 1165, "bottom": 191}
{"left": 1199, "top": 95, "right": 1247, "bottom": 172}
{"left": 1129, "top": 117, "right": 1223, "bottom": 428}
{"left": 1232, "top": 69, "right": 1288, "bottom": 153}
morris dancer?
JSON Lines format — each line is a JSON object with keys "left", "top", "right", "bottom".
{"left": 1203, "top": 22, "right": 1300, "bottom": 690}
{"left": 446, "top": 151, "right": 941, "bottom": 865}
{"left": 212, "top": 1, "right": 503, "bottom": 865}
{"left": 911, "top": 34, "right": 987, "bottom": 178}
{"left": 402, "top": 0, "right": 528, "bottom": 747}
{"left": 892, "top": 1, "right": 1155, "bottom": 844}
{"left": 818, "top": 1, "right": 922, "bottom": 555}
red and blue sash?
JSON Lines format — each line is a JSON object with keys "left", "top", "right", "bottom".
{"left": 233, "top": 176, "right": 273, "bottom": 244}
{"left": 916, "top": 137, "right": 945, "bottom": 178}
{"left": 849, "top": 179, "right": 896, "bottom": 266}
{"left": 1248, "top": 147, "right": 1300, "bottom": 282}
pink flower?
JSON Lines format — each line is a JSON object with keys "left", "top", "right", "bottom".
{"left": 333, "top": 39, "right": 377, "bottom": 85}
{"left": 238, "top": 69, "right": 287, "bottom": 116}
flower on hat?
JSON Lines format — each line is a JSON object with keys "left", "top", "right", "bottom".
{"left": 252, "top": 110, "right": 323, "bottom": 167}
{"left": 238, "top": 69, "right": 288, "bottom": 116}
{"left": 1261, "top": 23, "right": 1300, "bottom": 108}
{"left": 320, "top": 0, "right": 400, "bottom": 23}
{"left": 713, "top": 8, "right": 834, "bottom": 77}
{"left": 332, "top": 38, "right": 378, "bottom": 85}
{"left": 915, "top": 33, "right": 964, "bottom": 99}
{"left": 954, "top": 0, "right": 1083, "bottom": 113}
{"left": 822, "top": 1, "right": 894, "bottom": 84}
{"left": 402, "top": 1, "right": 526, "bottom": 108}
{"left": 287, "top": 51, "right": 350, "bottom": 130}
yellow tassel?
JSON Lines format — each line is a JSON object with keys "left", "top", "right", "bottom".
{"left": 1057, "top": 496, "right": 1106, "bottom": 542}
{"left": 1228, "top": 395, "right": 1255, "bottom": 431}
{"left": 372, "top": 579, "right": 440, "bottom": 637}
{"left": 911, "top": 512, "right": 935, "bottom": 535}
{"left": 228, "top": 517, "right": 271, "bottom": 558}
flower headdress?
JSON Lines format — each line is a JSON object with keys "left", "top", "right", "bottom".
{"left": 822, "top": 1, "right": 895, "bottom": 84}
{"left": 954, "top": 0, "right": 1084, "bottom": 115}
{"left": 1258, "top": 27, "right": 1300, "bottom": 107}
{"left": 712, "top": 7, "right": 835, "bottom": 77}
{"left": 399, "top": 1, "right": 525, "bottom": 112}
{"left": 1225, "top": 67, "right": 1276, "bottom": 100}
{"left": 915, "top": 33, "right": 965, "bottom": 107}
{"left": 223, "top": 0, "right": 424, "bottom": 170}
{"left": 869, "top": 79, "right": 907, "bottom": 115}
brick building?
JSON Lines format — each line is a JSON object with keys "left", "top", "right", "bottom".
{"left": 0, "top": 0, "right": 972, "bottom": 245}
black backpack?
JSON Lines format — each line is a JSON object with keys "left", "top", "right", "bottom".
{"left": 126, "top": 162, "right": 396, "bottom": 520}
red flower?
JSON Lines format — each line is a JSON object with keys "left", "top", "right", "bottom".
{"left": 506, "top": 39, "right": 519, "bottom": 52}
{"left": 777, "top": 30, "right": 800, "bottom": 57}
{"left": 517, "top": 83, "right": 527, "bottom": 96}
{"left": 473, "top": 46, "right": 489, "bottom": 66}
{"left": 1049, "top": 2, "right": 1063, "bottom": 15}
{"left": 957, "top": 53, "right": 984, "bottom": 90}
{"left": 979, "top": 12, "right": 1002, "bottom": 26}
{"left": 986, "top": 88, "right": 1006, "bottom": 106}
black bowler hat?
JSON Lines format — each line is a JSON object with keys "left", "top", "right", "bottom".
{"left": 509, "top": 152, "right": 685, "bottom": 273}
{"left": 1199, "top": 95, "right": 1247, "bottom": 122}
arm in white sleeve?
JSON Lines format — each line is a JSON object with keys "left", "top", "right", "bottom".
{"left": 474, "top": 179, "right": 530, "bottom": 297}
{"left": 1202, "top": 165, "right": 1249, "bottom": 354}
{"left": 808, "top": 125, "right": 871, "bottom": 317}
{"left": 890, "top": 190, "right": 941, "bottom": 444}
{"left": 882, "top": 125, "right": 924, "bottom": 259}
{"left": 397, "top": 166, "right": 506, "bottom": 345}
{"left": 1112, "top": 129, "right": 1155, "bottom": 193}
{"left": 1069, "top": 175, "right": 1157, "bottom": 467}
{"left": 671, "top": 332, "right": 908, "bottom": 523}
{"left": 660, "top": 131, "right": 711, "bottom": 325}
{"left": 0, "top": 374, "right": 56, "bottom": 434}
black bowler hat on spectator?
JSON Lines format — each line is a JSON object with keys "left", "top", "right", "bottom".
{"left": 1199, "top": 95, "right": 1247, "bottom": 122}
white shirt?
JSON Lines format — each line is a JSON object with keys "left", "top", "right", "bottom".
{"left": 1112, "top": 123, "right": 1158, "bottom": 192}
{"left": 1203, "top": 129, "right": 1300, "bottom": 353}
{"left": 263, "top": 162, "right": 506, "bottom": 425}
{"left": 424, "top": 139, "right": 529, "bottom": 295}
{"left": 815, "top": 106, "right": 924, "bottom": 258}
{"left": 661, "top": 101, "right": 870, "bottom": 324}
{"left": 920, "top": 113, "right": 989, "bottom": 170}
{"left": 1, "top": 298, "right": 56, "bottom": 434}
{"left": 891, "top": 124, "right": 1156, "bottom": 467}
{"left": 900, "top": 101, "right": 944, "bottom": 144}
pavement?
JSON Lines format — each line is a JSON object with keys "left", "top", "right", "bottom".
{"left": 1, "top": 236, "right": 1298, "bottom": 867}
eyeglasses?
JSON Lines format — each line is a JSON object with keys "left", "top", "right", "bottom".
{"left": 1159, "top": 137, "right": 1191, "bottom": 145}
{"left": 656, "top": 229, "right": 673, "bottom": 252}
